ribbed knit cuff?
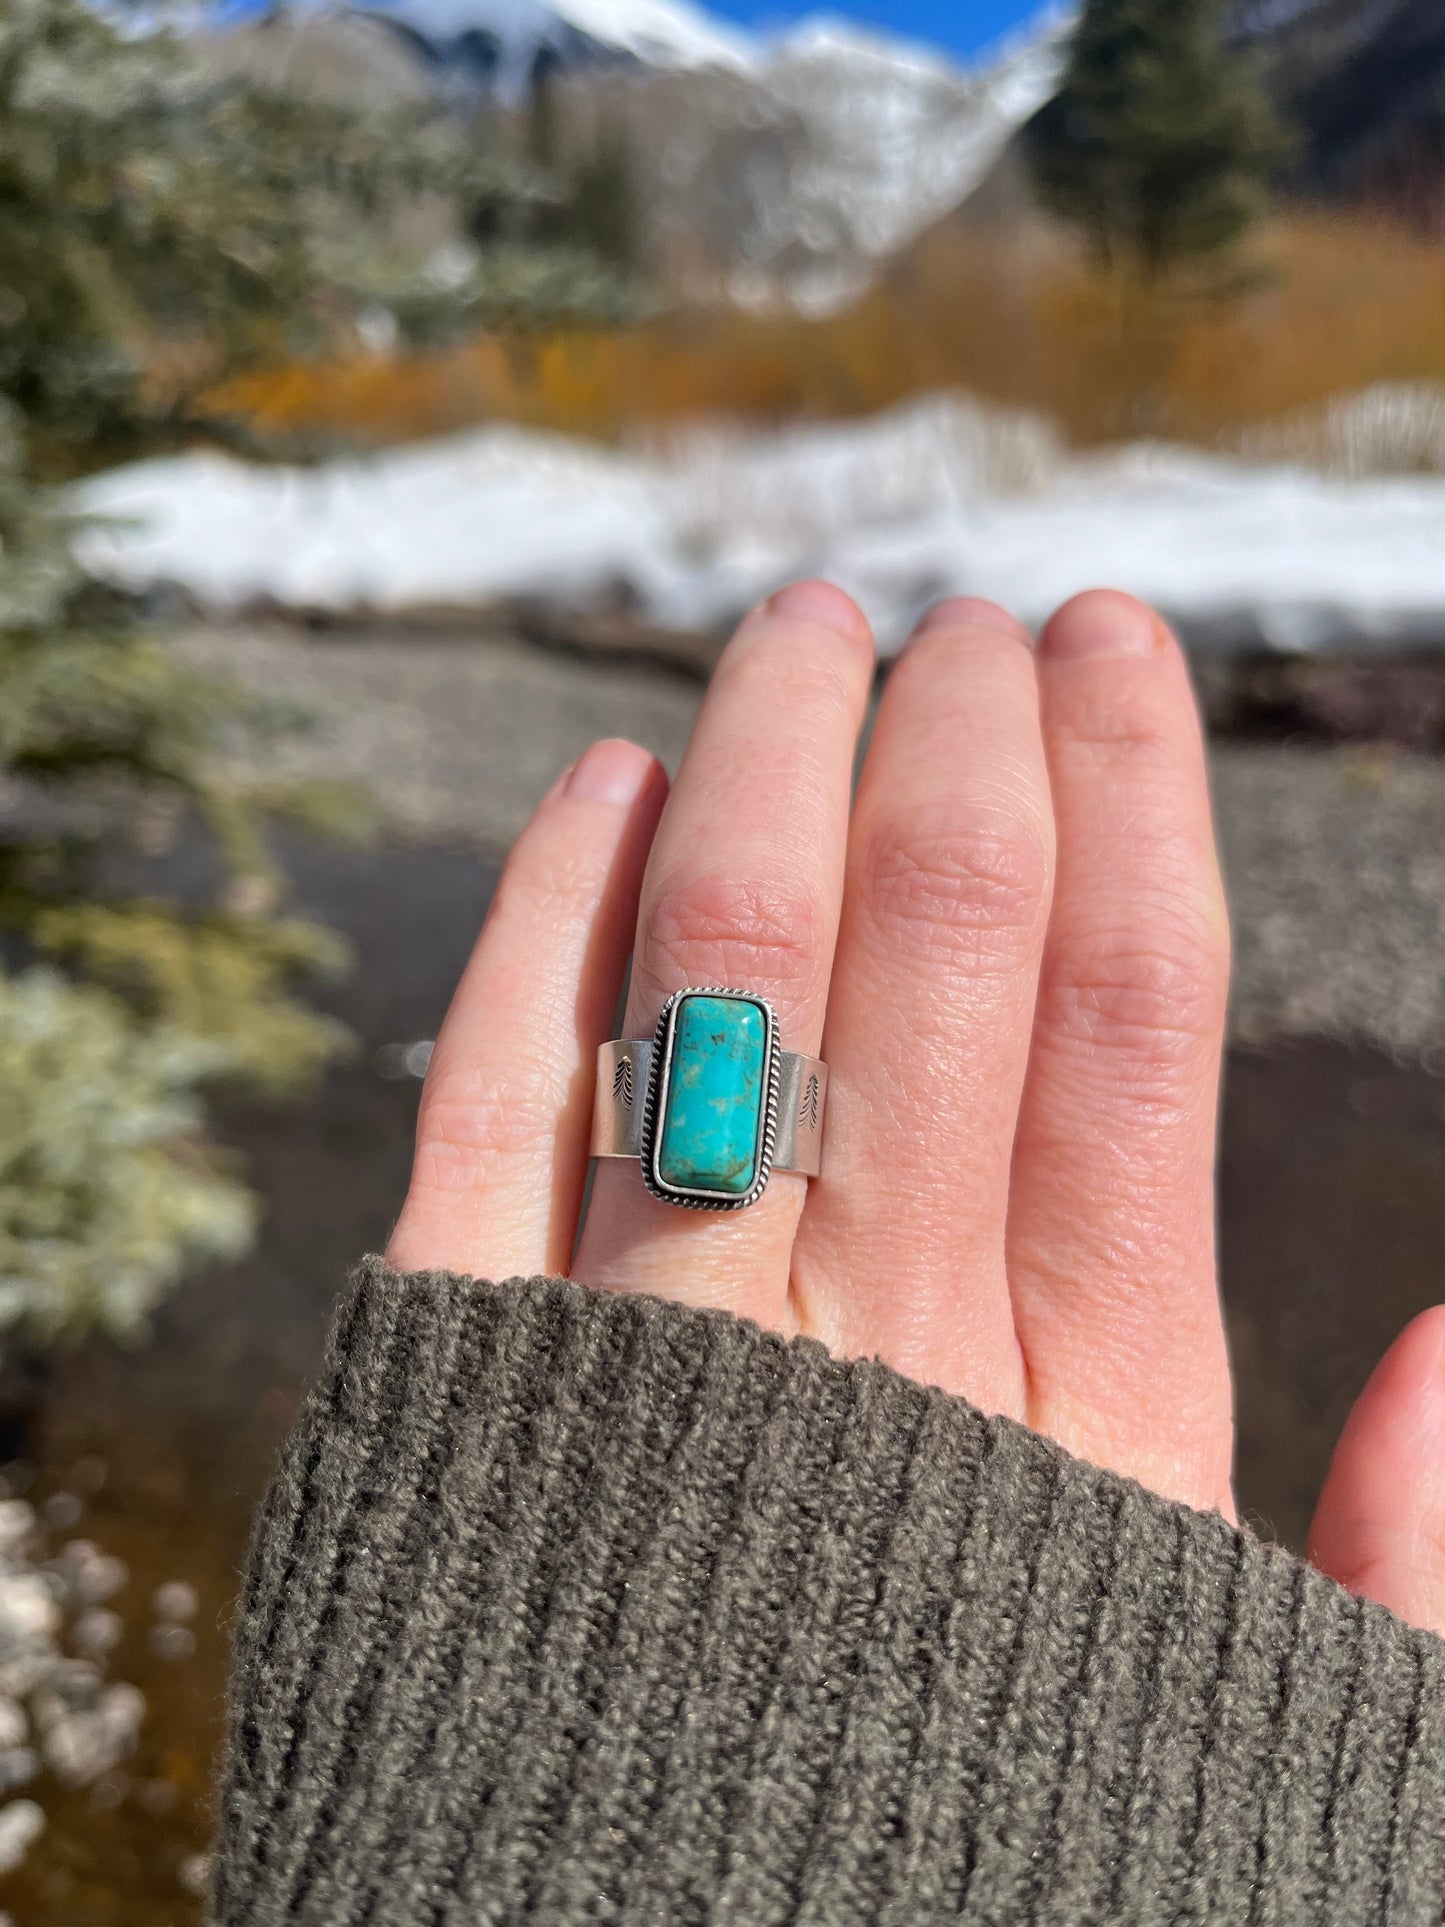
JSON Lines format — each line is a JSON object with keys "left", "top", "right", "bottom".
{"left": 214, "top": 1260, "right": 1445, "bottom": 1926}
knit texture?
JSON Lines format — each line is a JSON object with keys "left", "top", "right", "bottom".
{"left": 214, "top": 1259, "right": 1445, "bottom": 1925}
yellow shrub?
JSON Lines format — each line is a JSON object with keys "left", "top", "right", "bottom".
{"left": 215, "top": 212, "right": 1445, "bottom": 450}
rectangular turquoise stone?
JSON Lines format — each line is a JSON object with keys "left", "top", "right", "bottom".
{"left": 656, "top": 995, "right": 767, "bottom": 1196}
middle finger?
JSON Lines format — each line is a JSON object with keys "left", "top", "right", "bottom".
{"left": 794, "top": 599, "right": 1053, "bottom": 1413}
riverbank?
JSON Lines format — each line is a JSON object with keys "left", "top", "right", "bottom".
{"left": 174, "top": 617, "right": 1445, "bottom": 1057}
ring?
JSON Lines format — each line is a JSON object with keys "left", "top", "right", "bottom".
{"left": 591, "top": 987, "right": 827, "bottom": 1210}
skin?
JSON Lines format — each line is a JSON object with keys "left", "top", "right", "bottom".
{"left": 389, "top": 581, "right": 1445, "bottom": 1636}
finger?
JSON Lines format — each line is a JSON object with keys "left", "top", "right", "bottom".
{"left": 793, "top": 598, "right": 1052, "bottom": 1414}
{"left": 1309, "top": 1307, "right": 1445, "bottom": 1637}
{"left": 573, "top": 581, "right": 874, "bottom": 1326}
{"left": 1005, "top": 592, "right": 1233, "bottom": 1513}
{"left": 388, "top": 739, "right": 666, "bottom": 1282}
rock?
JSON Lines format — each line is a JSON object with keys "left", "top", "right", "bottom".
{"left": 0, "top": 1799, "right": 43, "bottom": 1874}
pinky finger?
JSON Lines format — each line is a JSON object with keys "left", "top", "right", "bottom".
{"left": 388, "top": 739, "right": 667, "bottom": 1283}
{"left": 1308, "top": 1307, "right": 1445, "bottom": 1637}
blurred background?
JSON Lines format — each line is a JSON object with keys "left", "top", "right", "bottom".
{"left": 1, "top": 0, "right": 1444, "bottom": 1914}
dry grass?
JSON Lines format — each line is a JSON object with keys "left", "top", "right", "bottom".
{"left": 216, "top": 211, "right": 1445, "bottom": 451}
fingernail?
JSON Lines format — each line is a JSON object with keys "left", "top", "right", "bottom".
{"left": 1042, "top": 591, "right": 1160, "bottom": 660}
{"left": 564, "top": 738, "right": 655, "bottom": 805}
{"left": 910, "top": 596, "right": 1027, "bottom": 641}
{"left": 763, "top": 579, "right": 869, "bottom": 640}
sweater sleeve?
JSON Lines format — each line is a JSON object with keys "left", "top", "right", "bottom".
{"left": 212, "top": 1259, "right": 1445, "bottom": 1927}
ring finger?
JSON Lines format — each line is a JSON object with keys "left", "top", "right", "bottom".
{"left": 573, "top": 581, "right": 874, "bottom": 1326}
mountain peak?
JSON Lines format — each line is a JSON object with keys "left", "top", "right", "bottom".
{"left": 195, "top": 0, "right": 1068, "bottom": 307}
{"left": 352, "top": 0, "right": 755, "bottom": 91}
{"left": 765, "top": 13, "right": 962, "bottom": 81}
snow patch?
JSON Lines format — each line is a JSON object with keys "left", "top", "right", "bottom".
{"left": 79, "top": 394, "right": 1445, "bottom": 651}
{"left": 1237, "top": 383, "right": 1445, "bottom": 480}
{"left": 765, "top": 13, "right": 961, "bottom": 83}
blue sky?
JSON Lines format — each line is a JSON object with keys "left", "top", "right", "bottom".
{"left": 217, "top": 0, "right": 1046, "bottom": 65}
{"left": 707, "top": 0, "right": 1042, "bottom": 59}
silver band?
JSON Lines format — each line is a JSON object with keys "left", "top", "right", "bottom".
{"left": 592, "top": 1038, "right": 827, "bottom": 1180}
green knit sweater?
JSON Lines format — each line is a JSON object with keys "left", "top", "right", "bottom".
{"left": 213, "top": 1259, "right": 1445, "bottom": 1924}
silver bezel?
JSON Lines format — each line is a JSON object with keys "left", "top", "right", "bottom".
{"left": 641, "top": 987, "right": 780, "bottom": 1210}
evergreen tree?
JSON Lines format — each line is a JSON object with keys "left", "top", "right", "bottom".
{"left": 1028, "top": 0, "right": 1289, "bottom": 287}
{"left": 504, "top": 76, "right": 643, "bottom": 277}
{"left": 0, "top": 0, "right": 623, "bottom": 1349}
{"left": 526, "top": 55, "right": 564, "bottom": 175}
{"left": 569, "top": 124, "right": 644, "bottom": 276}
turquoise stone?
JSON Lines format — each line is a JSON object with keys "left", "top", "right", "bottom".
{"left": 656, "top": 995, "right": 767, "bottom": 1196}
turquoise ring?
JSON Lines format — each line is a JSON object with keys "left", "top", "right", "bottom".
{"left": 591, "top": 988, "right": 827, "bottom": 1210}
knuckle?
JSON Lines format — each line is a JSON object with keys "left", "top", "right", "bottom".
{"left": 412, "top": 1060, "right": 559, "bottom": 1197}
{"left": 895, "top": 626, "right": 1032, "bottom": 684}
{"left": 638, "top": 870, "right": 822, "bottom": 1008}
{"left": 721, "top": 625, "right": 865, "bottom": 718}
{"left": 1052, "top": 672, "right": 1188, "bottom": 762}
{"left": 1049, "top": 922, "right": 1228, "bottom": 1080}
{"left": 492, "top": 845, "right": 598, "bottom": 928}
{"left": 860, "top": 808, "right": 1051, "bottom": 963}
{"left": 1068, "top": 710, "right": 1182, "bottom": 765}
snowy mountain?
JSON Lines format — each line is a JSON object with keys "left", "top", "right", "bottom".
{"left": 566, "top": 8, "right": 1066, "bottom": 309}
{"left": 742, "top": 13, "right": 1065, "bottom": 295}
{"left": 201, "top": 0, "right": 1067, "bottom": 306}
{"left": 347, "top": 0, "right": 755, "bottom": 95}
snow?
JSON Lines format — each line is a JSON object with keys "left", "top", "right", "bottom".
{"left": 368, "top": 0, "right": 755, "bottom": 76}
{"left": 749, "top": 15, "right": 1067, "bottom": 276}
{"left": 78, "top": 395, "right": 1445, "bottom": 652}
{"left": 766, "top": 14, "right": 962, "bottom": 83}
{"left": 81, "top": 431, "right": 675, "bottom": 613}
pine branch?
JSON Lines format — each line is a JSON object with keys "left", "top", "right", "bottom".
{"left": 0, "top": 0, "right": 631, "bottom": 1344}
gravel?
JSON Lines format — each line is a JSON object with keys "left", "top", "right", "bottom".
{"left": 176, "top": 620, "right": 699, "bottom": 844}
{"left": 1216, "top": 745, "right": 1445, "bottom": 1058}
{"left": 170, "top": 620, "right": 1445, "bottom": 1057}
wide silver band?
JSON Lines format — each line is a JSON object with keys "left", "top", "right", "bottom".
{"left": 592, "top": 1038, "right": 827, "bottom": 1180}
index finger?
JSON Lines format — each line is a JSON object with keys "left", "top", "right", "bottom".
{"left": 388, "top": 739, "right": 667, "bottom": 1282}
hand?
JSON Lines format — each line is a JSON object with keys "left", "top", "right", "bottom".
{"left": 388, "top": 583, "right": 1445, "bottom": 1636}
